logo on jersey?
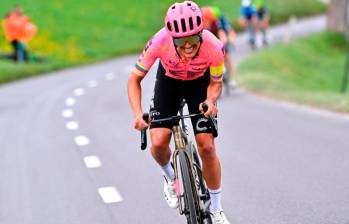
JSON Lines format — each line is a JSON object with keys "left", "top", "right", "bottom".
{"left": 190, "top": 6, "right": 197, "bottom": 12}
{"left": 168, "top": 59, "right": 179, "bottom": 66}
{"left": 196, "top": 118, "right": 208, "bottom": 132}
{"left": 189, "top": 62, "right": 208, "bottom": 66}
{"left": 150, "top": 110, "right": 161, "bottom": 117}
{"left": 169, "top": 69, "right": 185, "bottom": 76}
{"left": 144, "top": 39, "right": 153, "bottom": 53}
{"left": 187, "top": 70, "right": 202, "bottom": 78}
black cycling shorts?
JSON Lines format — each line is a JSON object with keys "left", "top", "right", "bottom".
{"left": 150, "top": 62, "right": 216, "bottom": 135}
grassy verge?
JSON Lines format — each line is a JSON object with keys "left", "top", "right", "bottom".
{"left": 0, "top": 0, "right": 326, "bottom": 84}
{"left": 237, "top": 32, "right": 349, "bottom": 112}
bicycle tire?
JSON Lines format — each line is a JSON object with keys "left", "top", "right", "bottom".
{"left": 190, "top": 144, "right": 213, "bottom": 224}
{"left": 178, "top": 150, "right": 199, "bottom": 224}
{"left": 190, "top": 144, "right": 204, "bottom": 193}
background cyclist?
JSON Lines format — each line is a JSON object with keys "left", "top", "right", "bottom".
{"left": 127, "top": 1, "right": 230, "bottom": 223}
{"left": 239, "top": 0, "right": 257, "bottom": 48}
{"left": 201, "top": 6, "right": 237, "bottom": 90}
{"left": 254, "top": 0, "right": 270, "bottom": 45}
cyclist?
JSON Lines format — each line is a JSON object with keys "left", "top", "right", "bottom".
{"left": 254, "top": 0, "right": 270, "bottom": 45}
{"left": 127, "top": 1, "right": 230, "bottom": 223}
{"left": 201, "top": 6, "right": 237, "bottom": 90}
{"left": 239, "top": 0, "right": 257, "bottom": 48}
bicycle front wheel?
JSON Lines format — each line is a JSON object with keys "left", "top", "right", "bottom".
{"left": 178, "top": 150, "right": 199, "bottom": 224}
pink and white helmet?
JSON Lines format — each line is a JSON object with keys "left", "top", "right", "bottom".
{"left": 165, "top": 1, "right": 203, "bottom": 38}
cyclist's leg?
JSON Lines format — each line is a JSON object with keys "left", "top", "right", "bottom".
{"left": 150, "top": 128, "right": 172, "bottom": 167}
{"left": 184, "top": 71, "right": 226, "bottom": 215}
{"left": 255, "top": 11, "right": 263, "bottom": 46}
{"left": 184, "top": 71, "right": 221, "bottom": 189}
{"left": 150, "top": 62, "right": 183, "bottom": 208}
{"left": 261, "top": 8, "right": 270, "bottom": 44}
{"left": 195, "top": 134, "right": 222, "bottom": 210}
{"left": 246, "top": 17, "right": 256, "bottom": 46}
{"left": 193, "top": 121, "right": 225, "bottom": 215}
{"left": 150, "top": 62, "right": 182, "bottom": 173}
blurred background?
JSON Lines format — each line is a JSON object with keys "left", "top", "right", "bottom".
{"left": 1, "top": 0, "right": 347, "bottom": 112}
{"left": 1, "top": 1, "right": 349, "bottom": 224}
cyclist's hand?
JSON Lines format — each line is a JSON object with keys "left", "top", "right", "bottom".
{"left": 200, "top": 100, "right": 218, "bottom": 118}
{"left": 134, "top": 113, "right": 149, "bottom": 131}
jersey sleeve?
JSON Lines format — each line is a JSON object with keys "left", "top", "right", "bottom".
{"left": 132, "top": 30, "right": 164, "bottom": 77}
{"left": 209, "top": 40, "right": 225, "bottom": 81}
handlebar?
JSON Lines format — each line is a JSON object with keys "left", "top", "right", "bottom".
{"left": 140, "top": 113, "right": 149, "bottom": 150}
{"left": 202, "top": 103, "right": 218, "bottom": 138}
{"left": 140, "top": 102, "right": 218, "bottom": 150}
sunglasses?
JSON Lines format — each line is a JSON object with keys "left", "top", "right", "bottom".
{"left": 173, "top": 33, "right": 201, "bottom": 47}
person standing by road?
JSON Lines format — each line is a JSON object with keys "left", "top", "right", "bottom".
{"left": 127, "top": 1, "right": 231, "bottom": 223}
{"left": 2, "top": 5, "right": 37, "bottom": 62}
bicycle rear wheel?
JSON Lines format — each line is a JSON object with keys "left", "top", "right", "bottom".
{"left": 178, "top": 150, "right": 199, "bottom": 224}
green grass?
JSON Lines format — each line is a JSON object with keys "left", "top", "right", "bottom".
{"left": 0, "top": 0, "right": 326, "bottom": 84}
{"left": 237, "top": 32, "right": 349, "bottom": 112}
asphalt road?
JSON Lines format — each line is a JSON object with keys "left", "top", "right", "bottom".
{"left": 1, "top": 15, "right": 348, "bottom": 224}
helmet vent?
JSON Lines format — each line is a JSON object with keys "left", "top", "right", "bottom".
{"left": 187, "top": 3, "right": 191, "bottom": 6}
{"left": 189, "top": 17, "right": 194, "bottom": 30}
{"left": 181, "top": 18, "right": 187, "bottom": 32}
{"left": 172, "top": 6, "right": 176, "bottom": 10}
{"left": 173, "top": 20, "right": 179, "bottom": 33}
{"left": 167, "top": 22, "right": 172, "bottom": 32}
{"left": 196, "top": 16, "right": 201, "bottom": 26}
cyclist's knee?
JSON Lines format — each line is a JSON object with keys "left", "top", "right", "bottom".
{"left": 150, "top": 128, "right": 171, "bottom": 150}
{"left": 197, "top": 140, "right": 216, "bottom": 159}
{"left": 152, "top": 139, "right": 168, "bottom": 150}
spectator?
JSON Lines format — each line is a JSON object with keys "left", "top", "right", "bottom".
{"left": 2, "top": 5, "right": 37, "bottom": 62}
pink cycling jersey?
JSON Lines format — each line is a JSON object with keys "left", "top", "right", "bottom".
{"left": 132, "top": 28, "right": 225, "bottom": 81}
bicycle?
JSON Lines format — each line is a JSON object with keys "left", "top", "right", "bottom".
{"left": 140, "top": 101, "right": 218, "bottom": 224}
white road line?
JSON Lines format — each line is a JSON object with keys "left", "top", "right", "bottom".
{"left": 74, "top": 136, "right": 90, "bottom": 146}
{"left": 98, "top": 187, "right": 123, "bottom": 204}
{"left": 62, "top": 109, "right": 74, "bottom": 118}
{"left": 73, "top": 88, "right": 85, "bottom": 96}
{"left": 83, "top": 156, "right": 102, "bottom": 168}
{"left": 65, "top": 97, "right": 76, "bottom": 106}
{"left": 66, "top": 121, "right": 79, "bottom": 130}
{"left": 88, "top": 80, "right": 98, "bottom": 88}
{"left": 105, "top": 72, "right": 115, "bottom": 80}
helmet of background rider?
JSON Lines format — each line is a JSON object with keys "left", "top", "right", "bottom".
{"left": 242, "top": 0, "right": 252, "bottom": 7}
{"left": 201, "top": 7, "right": 215, "bottom": 30}
{"left": 165, "top": 1, "right": 203, "bottom": 38}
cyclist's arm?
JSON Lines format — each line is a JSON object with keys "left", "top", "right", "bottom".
{"left": 207, "top": 31, "right": 225, "bottom": 102}
{"left": 127, "top": 30, "right": 163, "bottom": 128}
{"left": 201, "top": 61, "right": 224, "bottom": 117}
{"left": 207, "top": 76, "right": 223, "bottom": 104}
{"left": 202, "top": 74, "right": 222, "bottom": 117}
{"left": 127, "top": 73, "right": 144, "bottom": 118}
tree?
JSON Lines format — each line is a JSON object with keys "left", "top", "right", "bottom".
{"left": 328, "top": 0, "right": 346, "bottom": 32}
